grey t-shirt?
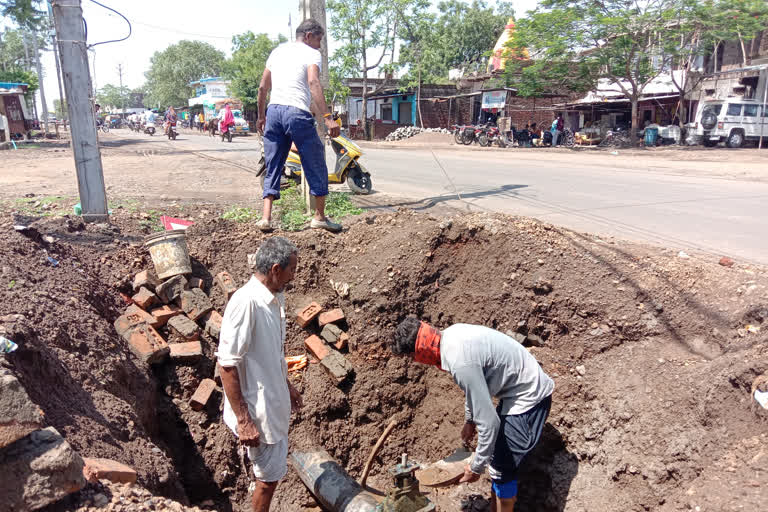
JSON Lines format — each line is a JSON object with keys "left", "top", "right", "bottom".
{"left": 440, "top": 324, "right": 554, "bottom": 473}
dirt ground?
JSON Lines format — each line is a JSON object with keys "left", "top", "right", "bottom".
{"left": 1, "top": 188, "right": 767, "bottom": 512}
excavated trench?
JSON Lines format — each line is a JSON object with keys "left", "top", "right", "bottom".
{"left": 1, "top": 209, "right": 766, "bottom": 511}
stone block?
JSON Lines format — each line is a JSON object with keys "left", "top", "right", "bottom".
{"left": 318, "top": 308, "right": 345, "bottom": 327}
{"left": 149, "top": 304, "right": 183, "bottom": 327}
{"left": 320, "top": 352, "right": 353, "bottom": 385}
{"left": 190, "top": 379, "right": 217, "bottom": 411}
{"left": 335, "top": 332, "right": 350, "bottom": 351}
{"left": 169, "top": 341, "right": 203, "bottom": 362}
{"left": 168, "top": 315, "right": 200, "bottom": 341}
{"left": 215, "top": 271, "right": 238, "bottom": 301}
{"left": 188, "top": 277, "right": 204, "bottom": 289}
{"left": 0, "top": 368, "right": 44, "bottom": 449}
{"left": 156, "top": 275, "right": 188, "bottom": 304}
{"left": 179, "top": 288, "right": 213, "bottom": 322}
{"left": 133, "top": 270, "right": 160, "bottom": 293}
{"left": 203, "top": 310, "right": 223, "bottom": 339}
{"left": 213, "top": 364, "right": 221, "bottom": 386}
{"left": 82, "top": 457, "right": 137, "bottom": 484}
{"left": 131, "top": 287, "right": 158, "bottom": 310}
{"left": 296, "top": 302, "right": 322, "bottom": 329}
{"left": 125, "top": 324, "right": 169, "bottom": 364}
{"left": 114, "top": 305, "right": 159, "bottom": 335}
{"left": 0, "top": 427, "right": 86, "bottom": 511}
{"left": 304, "top": 335, "right": 330, "bottom": 361}
{"left": 320, "top": 324, "right": 343, "bottom": 345}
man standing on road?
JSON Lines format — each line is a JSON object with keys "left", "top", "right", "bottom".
{"left": 256, "top": 18, "right": 342, "bottom": 233}
{"left": 390, "top": 318, "right": 554, "bottom": 512}
{"left": 216, "top": 237, "right": 303, "bottom": 512}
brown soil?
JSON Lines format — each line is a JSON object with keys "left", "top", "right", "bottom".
{"left": 1, "top": 204, "right": 767, "bottom": 512}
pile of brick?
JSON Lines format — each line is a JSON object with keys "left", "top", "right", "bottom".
{"left": 297, "top": 303, "right": 354, "bottom": 385}
{"left": 114, "top": 269, "right": 239, "bottom": 412}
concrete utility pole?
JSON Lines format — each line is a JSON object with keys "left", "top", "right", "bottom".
{"left": 300, "top": 0, "right": 329, "bottom": 87}
{"left": 117, "top": 63, "right": 125, "bottom": 115}
{"left": 51, "top": 0, "right": 109, "bottom": 222}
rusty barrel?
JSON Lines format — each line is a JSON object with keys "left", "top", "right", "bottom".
{"left": 144, "top": 229, "right": 192, "bottom": 279}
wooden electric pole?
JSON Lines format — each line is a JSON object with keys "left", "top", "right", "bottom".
{"left": 51, "top": 0, "right": 109, "bottom": 222}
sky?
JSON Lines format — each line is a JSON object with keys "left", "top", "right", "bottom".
{"left": 29, "top": 0, "right": 539, "bottom": 113}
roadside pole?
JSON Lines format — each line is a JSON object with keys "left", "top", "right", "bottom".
{"left": 48, "top": 2, "right": 68, "bottom": 129}
{"left": 32, "top": 33, "right": 50, "bottom": 136}
{"left": 761, "top": 78, "right": 768, "bottom": 150}
{"left": 301, "top": 0, "right": 329, "bottom": 215}
{"left": 51, "top": 0, "right": 109, "bottom": 222}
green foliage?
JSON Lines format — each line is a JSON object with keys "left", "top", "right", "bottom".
{"left": 13, "top": 195, "right": 69, "bottom": 217}
{"left": 223, "top": 32, "right": 285, "bottom": 110}
{"left": 325, "top": 191, "right": 364, "bottom": 217}
{"left": 95, "top": 84, "right": 130, "bottom": 111}
{"left": 0, "top": 0, "right": 45, "bottom": 30}
{"left": 0, "top": 68, "right": 38, "bottom": 95}
{"left": 144, "top": 41, "right": 225, "bottom": 109}
{"left": 221, "top": 206, "right": 261, "bottom": 223}
{"left": 326, "top": 65, "right": 351, "bottom": 110}
{"left": 271, "top": 184, "right": 363, "bottom": 231}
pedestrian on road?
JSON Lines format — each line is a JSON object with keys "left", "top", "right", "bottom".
{"left": 390, "top": 317, "right": 554, "bottom": 512}
{"left": 216, "top": 237, "right": 303, "bottom": 512}
{"left": 551, "top": 114, "right": 564, "bottom": 147}
{"left": 256, "top": 18, "right": 342, "bottom": 233}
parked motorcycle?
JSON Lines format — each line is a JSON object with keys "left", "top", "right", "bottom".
{"left": 478, "top": 124, "right": 505, "bottom": 148}
{"left": 257, "top": 134, "right": 372, "bottom": 195}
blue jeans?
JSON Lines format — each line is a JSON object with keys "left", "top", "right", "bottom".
{"left": 263, "top": 104, "right": 328, "bottom": 199}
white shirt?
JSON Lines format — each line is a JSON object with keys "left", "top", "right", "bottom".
{"left": 216, "top": 276, "right": 290, "bottom": 444}
{"left": 265, "top": 41, "right": 322, "bottom": 113}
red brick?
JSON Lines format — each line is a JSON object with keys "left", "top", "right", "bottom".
{"left": 203, "top": 310, "right": 223, "bottom": 339}
{"left": 131, "top": 287, "right": 158, "bottom": 310}
{"left": 215, "top": 271, "right": 238, "bottom": 300}
{"left": 114, "top": 305, "right": 159, "bottom": 335}
{"left": 179, "top": 288, "right": 213, "bottom": 321}
{"left": 169, "top": 341, "right": 203, "bottom": 362}
{"left": 133, "top": 270, "right": 160, "bottom": 292}
{"left": 149, "top": 304, "right": 182, "bottom": 327}
{"left": 305, "top": 335, "right": 331, "bottom": 361}
{"left": 190, "top": 378, "right": 217, "bottom": 411}
{"left": 156, "top": 275, "right": 188, "bottom": 304}
{"left": 296, "top": 302, "right": 322, "bottom": 328}
{"left": 335, "top": 332, "right": 350, "bottom": 351}
{"left": 83, "top": 458, "right": 137, "bottom": 484}
{"left": 318, "top": 308, "right": 345, "bottom": 327}
{"left": 167, "top": 315, "right": 200, "bottom": 341}
{"left": 188, "top": 277, "right": 204, "bottom": 289}
{"left": 126, "top": 324, "right": 169, "bottom": 364}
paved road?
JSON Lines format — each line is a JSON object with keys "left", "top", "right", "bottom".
{"left": 167, "top": 132, "right": 768, "bottom": 264}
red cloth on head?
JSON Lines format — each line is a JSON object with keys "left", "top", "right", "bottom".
{"left": 414, "top": 322, "right": 443, "bottom": 369}
{"left": 222, "top": 106, "right": 235, "bottom": 130}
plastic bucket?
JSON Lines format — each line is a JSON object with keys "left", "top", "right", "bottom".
{"left": 645, "top": 127, "right": 659, "bottom": 146}
{"left": 144, "top": 229, "right": 192, "bottom": 279}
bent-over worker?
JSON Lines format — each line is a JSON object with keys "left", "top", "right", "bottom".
{"left": 215, "top": 237, "right": 303, "bottom": 512}
{"left": 390, "top": 318, "right": 554, "bottom": 512}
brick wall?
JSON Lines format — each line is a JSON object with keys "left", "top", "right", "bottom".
{"left": 419, "top": 96, "right": 475, "bottom": 128}
{"left": 503, "top": 95, "right": 580, "bottom": 129}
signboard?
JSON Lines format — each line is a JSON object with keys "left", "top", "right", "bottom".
{"left": 161, "top": 216, "right": 194, "bottom": 231}
{"left": 481, "top": 90, "right": 507, "bottom": 110}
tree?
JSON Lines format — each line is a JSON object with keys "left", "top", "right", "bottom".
{"left": 663, "top": 0, "right": 768, "bottom": 128}
{"left": 144, "top": 41, "right": 225, "bottom": 109}
{"left": 0, "top": 28, "right": 46, "bottom": 71}
{"left": 223, "top": 32, "right": 285, "bottom": 110}
{"left": 53, "top": 98, "right": 67, "bottom": 119}
{"left": 0, "top": 68, "right": 38, "bottom": 95}
{"left": 326, "top": 65, "right": 351, "bottom": 112}
{"left": 95, "top": 84, "right": 129, "bottom": 112}
{"left": 509, "top": 0, "right": 682, "bottom": 144}
{"left": 0, "top": 0, "right": 44, "bottom": 29}
{"left": 328, "top": 0, "right": 398, "bottom": 139}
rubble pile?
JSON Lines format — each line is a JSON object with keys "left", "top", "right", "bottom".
{"left": 384, "top": 126, "right": 451, "bottom": 141}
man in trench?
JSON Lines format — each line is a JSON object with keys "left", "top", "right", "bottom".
{"left": 216, "top": 236, "right": 303, "bottom": 511}
{"left": 390, "top": 317, "right": 554, "bottom": 511}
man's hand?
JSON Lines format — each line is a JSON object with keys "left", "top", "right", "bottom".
{"left": 257, "top": 118, "right": 266, "bottom": 135}
{"left": 237, "top": 416, "right": 261, "bottom": 447}
{"left": 461, "top": 421, "right": 476, "bottom": 445}
{"left": 288, "top": 382, "right": 303, "bottom": 413}
{"left": 459, "top": 464, "right": 481, "bottom": 483}
{"left": 324, "top": 117, "right": 340, "bottom": 138}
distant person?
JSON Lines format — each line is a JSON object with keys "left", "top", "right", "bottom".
{"left": 257, "top": 18, "right": 342, "bottom": 233}
{"left": 530, "top": 123, "right": 541, "bottom": 146}
{"left": 551, "top": 115, "right": 564, "bottom": 146}
{"left": 216, "top": 237, "right": 303, "bottom": 512}
{"left": 218, "top": 103, "right": 235, "bottom": 135}
{"left": 390, "top": 318, "right": 554, "bottom": 512}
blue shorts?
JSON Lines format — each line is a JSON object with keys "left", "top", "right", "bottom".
{"left": 489, "top": 395, "right": 551, "bottom": 486}
{"left": 262, "top": 104, "right": 328, "bottom": 199}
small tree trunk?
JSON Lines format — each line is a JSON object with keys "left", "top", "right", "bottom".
{"left": 631, "top": 95, "right": 640, "bottom": 146}
{"left": 417, "top": 62, "right": 423, "bottom": 128}
{"left": 738, "top": 32, "right": 748, "bottom": 67}
{"left": 362, "top": 73, "right": 368, "bottom": 140}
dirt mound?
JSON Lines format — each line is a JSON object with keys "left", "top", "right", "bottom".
{"left": 2, "top": 207, "right": 767, "bottom": 511}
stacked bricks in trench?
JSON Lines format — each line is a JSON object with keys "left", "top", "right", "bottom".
{"left": 216, "top": 271, "right": 238, "bottom": 300}
{"left": 297, "top": 302, "right": 322, "bottom": 328}
{"left": 190, "top": 379, "right": 217, "bottom": 411}
{"left": 82, "top": 458, "right": 138, "bottom": 484}
{"left": 304, "top": 334, "right": 352, "bottom": 385}
{"left": 114, "top": 305, "right": 169, "bottom": 364}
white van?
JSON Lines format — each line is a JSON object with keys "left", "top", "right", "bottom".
{"left": 692, "top": 99, "right": 767, "bottom": 148}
